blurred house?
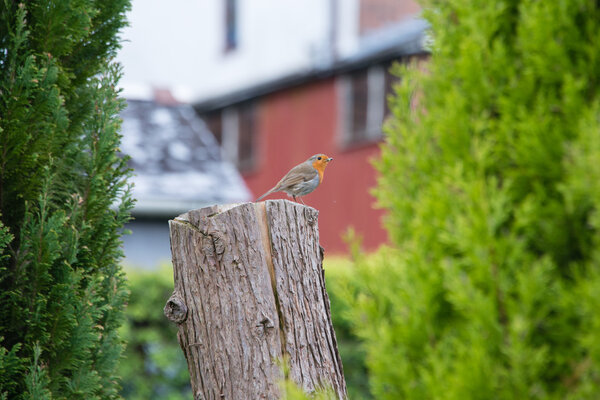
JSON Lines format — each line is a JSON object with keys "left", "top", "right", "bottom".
{"left": 117, "top": 0, "right": 428, "bottom": 254}
{"left": 192, "top": 0, "right": 428, "bottom": 253}
{"left": 119, "top": 94, "right": 251, "bottom": 267}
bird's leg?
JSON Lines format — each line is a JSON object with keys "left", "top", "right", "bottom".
{"left": 292, "top": 196, "right": 297, "bottom": 203}
{"left": 300, "top": 197, "right": 306, "bottom": 205}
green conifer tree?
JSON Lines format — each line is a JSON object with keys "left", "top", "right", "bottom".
{"left": 0, "top": 0, "right": 132, "bottom": 398}
{"left": 341, "top": 0, "right": 600, "bottom": 398}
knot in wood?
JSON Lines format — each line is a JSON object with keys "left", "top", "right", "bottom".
{"left": 201, "top": 235, "right": 214, "bottom": 256}
{"left": 256, "top": 316, "right": 275, "bottom": 333}
{"left": 211, "top": 232, "right": 226, "bottom": 255}
{"left": 164, "top": 293, "right": 187, "bottom": 324}
{"left": 304, "top": 208, "right": 318, "bottom": 226}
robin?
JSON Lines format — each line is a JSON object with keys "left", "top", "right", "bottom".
{"left": 256, "top": 154, "right": 333, "bottom": 204}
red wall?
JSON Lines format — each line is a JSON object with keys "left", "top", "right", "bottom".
{"left": 242, "top": 78, "right": 388, "bottom": 254}
{"left": 359, "top": 0, "right": 421, "bottom": 34}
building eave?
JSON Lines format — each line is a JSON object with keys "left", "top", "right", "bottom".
{"left": 194, "top": 18, "right": 429, "bottom": 113}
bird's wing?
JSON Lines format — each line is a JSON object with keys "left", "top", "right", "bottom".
{"left": 256, "top": 162, "right": 317, "bottom": 201}
{"left": 276, "top": 163, "right": 318, "bottom": 189}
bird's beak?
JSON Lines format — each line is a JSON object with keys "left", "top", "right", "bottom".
{"left": 327, "top": 157, "right": 333, "bottom": 162}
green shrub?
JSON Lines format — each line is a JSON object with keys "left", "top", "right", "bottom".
{"left": 0, "top": 0, "right": 132, "bottom": 398}
{"left": 338, "top": 0, "right": 600, "bottom": 398}
{"left": 323, "top": 257, "right": 371, "bottom": 400}
{"left": 119, "top": 266, "right": 192, "bottom": 400}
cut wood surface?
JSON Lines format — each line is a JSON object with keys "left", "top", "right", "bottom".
{"left": 165, "top": 200, "right": 347, "bottom": 399}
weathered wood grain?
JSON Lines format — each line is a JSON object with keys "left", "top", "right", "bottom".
{"left": 265, "top": 200, "right": 346, "bottom": 398}
{"left": 166, "top": 200, "right": 346, "bottom": 399}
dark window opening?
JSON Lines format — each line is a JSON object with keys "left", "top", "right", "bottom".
{"left": 237, "top": 102, "right": 257, "bottom": 171}
{"left": 350, "top": 69, "right": 369, "bottom": 143}
{"left": 225, "top": 0, "right": 238, "bottom": 52}
{"left": 342, "top": 62, "right": 402, "bottom": 147}
{"left": 204, "top": 110, "right": 223, "bottom": 145}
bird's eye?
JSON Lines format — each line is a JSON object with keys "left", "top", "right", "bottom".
{"left": 317, "top": 156, "right": 322, "bottom": 160}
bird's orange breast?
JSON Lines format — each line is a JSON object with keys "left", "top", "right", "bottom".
{"left": 312, "top": 160, "right": 326, "bottom": 184}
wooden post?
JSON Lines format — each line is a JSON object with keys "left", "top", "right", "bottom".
{"left": 164, "top": 200, "right": 347, "bottom": 399}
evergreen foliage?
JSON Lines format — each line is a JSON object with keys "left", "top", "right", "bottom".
{"left": 0, "top": 0, "right": 132, "bottom": 398}
{"left": 340, "top": 0, "right": 600, "bottom": 398}
{"left": 324, "top": 256, "right": 371, "bottom": 399}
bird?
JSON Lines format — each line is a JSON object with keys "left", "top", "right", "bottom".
{"left": 256, "top": 154, "right": 333, "bottom": 204}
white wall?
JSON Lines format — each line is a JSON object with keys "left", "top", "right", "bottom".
{"left": 117, "top": 0, "right": 360, "bottom": 103}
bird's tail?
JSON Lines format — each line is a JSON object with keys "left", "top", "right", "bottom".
{"left": 256, "top": 187, "right": 276, "bottom": 202}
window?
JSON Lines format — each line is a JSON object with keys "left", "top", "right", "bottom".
{"left": 202, "top": 101, "right": 257, "bottom": 172}
{"left": 338, "top": 63, "right": 387, "bottom": 146}
{"left": 204, "top": 110, "right": 223, "bottom": 145}
{"left": 237, "top": 102, "right": 257, "bottom": 171}
{"left": 224, "top": 0, "right": 238, "bottom": 52}
{"left": 350, "top": 69, "right": 369, "bottom": 142}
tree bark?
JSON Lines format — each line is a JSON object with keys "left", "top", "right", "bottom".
{"left": 165, "top": 200, "right": 347, "bottom": 399}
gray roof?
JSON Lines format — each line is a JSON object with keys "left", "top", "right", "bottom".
{"left": 120, "top": 100, "right": 251, "bottom": 216}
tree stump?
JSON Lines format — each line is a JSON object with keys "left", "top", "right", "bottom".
{"left": 165, "top": 200, "right": 347, "bottom": 399}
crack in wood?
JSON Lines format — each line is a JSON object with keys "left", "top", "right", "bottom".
{"left": 256, "top": 202, "right": 288, "bottom": 364}
{"left": 170, "top": 218, "right": 208, "bottom": 236}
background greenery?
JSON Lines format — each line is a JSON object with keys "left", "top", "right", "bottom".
{"left": 119, "top": 266, "right": 192, "bottom": 400}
